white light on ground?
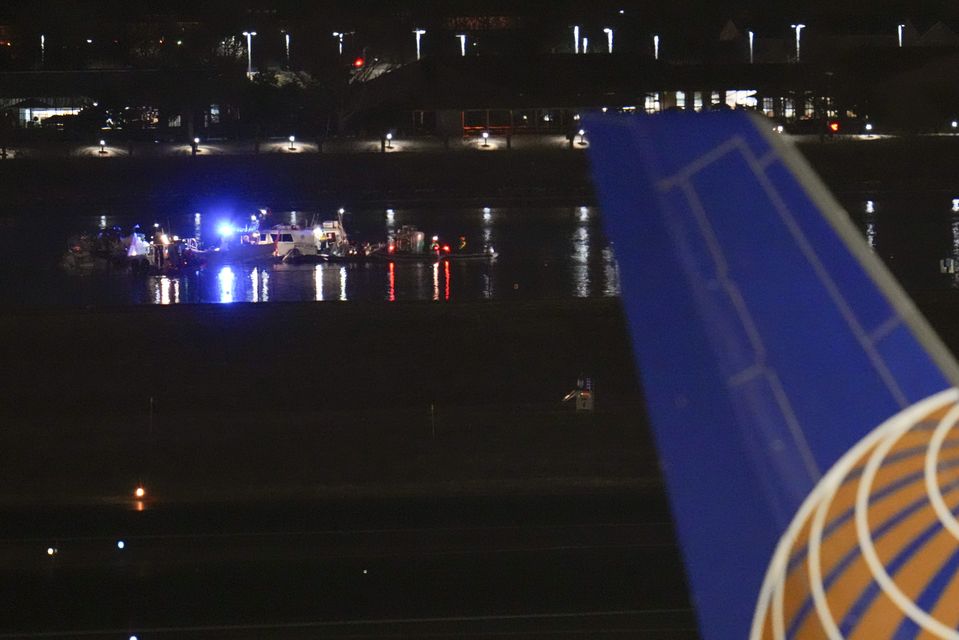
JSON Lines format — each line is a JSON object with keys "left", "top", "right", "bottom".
{"left": 242, "top": 31, "right": 257, "bottom": 76}
{"left": 413, "top": 29, "right": 426, "bottom": 60}
{"left": 790, "top": 24, "right": 805, "bottom": 62}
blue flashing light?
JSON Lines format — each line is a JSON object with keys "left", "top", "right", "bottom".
{"left": 217, "top": 222, "right": 235, "bottom": 237}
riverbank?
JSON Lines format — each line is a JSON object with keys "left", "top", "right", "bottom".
{"left": 0, "top": 299, "right": 653, "bottom": 505}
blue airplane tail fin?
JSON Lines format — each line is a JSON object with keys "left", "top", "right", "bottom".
{"left": 585, "top": 111, "right": 959, "bottom": 639}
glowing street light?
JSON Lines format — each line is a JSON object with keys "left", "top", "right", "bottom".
{"left": 748, "top": 30, "right": 754, "bottom": 63}
{"left": 790, "top": 24, "right": 805, "bottom": 63}
{"left": 332, "top": 31, "right": 344, "bottom": 55}
{"left": 457, "top": 34, "right": 467, "bottom": 57}
{"left": 385, "top": 132, "right": 393, "bottom": 149}
{"left": 242, "top": 31, "right": 257, "bottom": 76}
{"left": 897, "top": 24, "right": 905, "bottom": 47}
{"left": 653, "top": 34, "right": 660, "bottom": 60}
{"left": 134, "top": 486, "right": 146, "bottom": 499}
{"left": 98, "top": 139, "right": 106, "bottom": 154}
{"left": 413, "top": 29, "right": 426, "bottom": 60}
{"left": 578, "top": 129, "right": 586, "bottom": 144}
{"left": 288, "top": 135, "right": 295, "bottom": 150}
{"left": 603, "top": 28, "right": 614, "bottom": 53}
{"left": 481, "top": 131, "right": 490, "bottom": 147}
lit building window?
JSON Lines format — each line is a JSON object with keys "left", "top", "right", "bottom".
{"left": 693, "top": 92, "right": 703, "bottom": 112}
{"left": 725, "top": 90, "right": 758, "bottom": 109}
{"left": 763, "top": 97, "right": 775, "bottom": 117}
{"left": 711, "top": 91, "right": 722, "bottom": 105}
{"left": 644, "top": 92, "right": 661, "bottom": 113}
{"left": 676, "top": 91, "right": 686, "bottom": 109}
{"left": 784, "top": 99, "right": 795, "bottom": 119}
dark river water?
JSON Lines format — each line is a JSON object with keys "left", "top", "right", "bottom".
{"left": 3, "top": 194, "right": 959, "bottom": 307}
{"left": 0, "top": 204, "right": 620, "bottom": 306}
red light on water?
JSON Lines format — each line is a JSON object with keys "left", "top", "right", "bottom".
{"left": 353, "top": 57, "right": 365, "bottom": 68}
{"left": 442, "top": 245, "right": 451, "bottom": 253}
{"left": 388, "top": 245, "right": 395, "bottom": 254}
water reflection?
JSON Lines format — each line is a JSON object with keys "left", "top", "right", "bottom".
{"left": 571, "top": 220, "right": 590, "bottom": 298}
{"left": 250, "top": 267, "right": 269, "bottom": 303}
{"left": 99, "top": 215, "right": 107, "bottom": 230}
{"left": 388, "top": 262, "right": 396, "bottom": 302}
{"left": 314, "top": 264, "right": 324, "bottom": 302}
{"left": 865, "top": 221, "right": 877, "bottom": 251}
{"left": 218, "top": 266, "right": 235, "bottom": 303}
{"left": 58, "top": 205, "right": 622, "bottom": 306}
{"left": 602, "top": 246, "right": 620, "bottom": 297}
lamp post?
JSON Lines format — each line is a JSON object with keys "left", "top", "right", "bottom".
{"left": 413, "top": 29, "right": 426, "bottom": 60}
{"left": 897, "top": 24, "right": 905, "bottom": 47}
{"left": 332, "top": 32, "right": 344, "bottom": 55}
{"left": 481, "top": 131, "right": 489, "bottom": 147}
{"left": 386, "top": 132, "right": 393, "bottom": 149}
{"left": 457, "top": 34, "right": 467, "bottom": 57}
{"left": 653, "top": 35, "right": 660, "bottom": 60}
{"left": 242, "top": 31, "right": 257, "bottom": 76}
{"left": 192, "top": 137, "right": 199, "bottom": 156}
{"left": 748, "top": 30, "right": 754, "bottom": 63}
{"left": 573, "top": 26, "right": 580, "bottom": 54}
{"left": 578, "top": 129, "right": 586, "bottom": 145}
{"left": 603, "top": 28, "right": 613, "bottom": 53}
{"left": 790, "top": 24, "right": 805, "bottom": 63}
{"left": 98, "top": 139, "right": 106, "bottom": 155}
{"left": 288, "top": 135, "right": 295, "bottom": 151}
{"left": 40, "top": 34, "right": 45, "bottom": 65}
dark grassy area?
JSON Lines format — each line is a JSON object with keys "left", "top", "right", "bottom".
{"left": 0, "top": 299, "right": 655, "bottom": 504}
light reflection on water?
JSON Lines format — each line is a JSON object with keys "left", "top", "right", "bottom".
{"left": 6, "top": 204, "right": 625, "bottom": 306}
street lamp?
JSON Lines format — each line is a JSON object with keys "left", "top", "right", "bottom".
{"left": 578, "top": 129, "right": 586, "bottom": 145}
{"left": 386, "top": 132, "right": 393, "bottom": 149}
{"left": 457, "top": 34, "right": 467, "bottom": 57}
{"left": 481, "top": 131, "right": 489, "bottom": 147}
{"left": 897, "top": 24, "right": 905, "bottom": 48}
{"left": 790, "top": 24, "right": 805, "bottom": 63}
{"left": 748, "top": 30, "right": 754, "bottom": 64}
{"left": 192, "top": 137, "right": 199, "bottom": 155}
{"left": 98, "top": 139, "right": 106, "bottom": 154}
{"left": 573, "top": 26, "right": 580, "bottom": 54}
{"left": 603, "top": 28, "right": 614, "bottom": 53}
{"left": 332, "top": 32, "right": 344, "bottom": 55}
{"left": 288, "top": 135, "right": 295, "bottom": 150}
{"left": 653, "top": 35, "right": 660, "bottom": 60}
{"left": 242, "top": 31, "right": 257, "bottom": 76}
{"left": 413, "top": 29, "right": 426, "bottom": 60}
